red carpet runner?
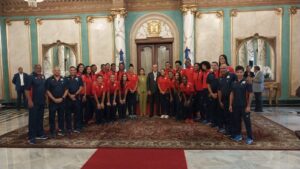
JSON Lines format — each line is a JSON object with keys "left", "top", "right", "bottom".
{"left": 82, "top": 148, "right": 188, "bottom": 169}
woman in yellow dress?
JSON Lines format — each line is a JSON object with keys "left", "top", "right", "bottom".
{"left": 138, "top": 68, "right": 147, "bottom": 116}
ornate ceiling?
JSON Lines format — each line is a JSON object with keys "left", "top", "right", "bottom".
{"left": 0, "top": 0, "right": 299, "bottom": 16}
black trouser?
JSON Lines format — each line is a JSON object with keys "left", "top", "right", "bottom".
{"left": 193, "top": 91, "right": 203, "bottom": 119}
{"left": 201, "top": 89, "right": 209, "bottom": 121}
{"left": 66, "top": 97, "right": 81, "bottom": 131}
{"left": 84, "top": 95, "right": 95, "bottom": 124}
{"left": 16, "top": 86, "right": 26, "bottom": 110}
{"left": 208, "top": 96, "right": 218, "bottom": 125}
{"left": 107, "top": 94, "right": 117, "bottom": 122}
{"left": 232, "top": 106, "right": 253, "bottom": 139}
{"left": 118, "top": 94, "right": 127, "bottom": 119}
{"left": 160, "top": 93, "right": 170, "bottom": 115}
{"left": 174, "top": 93, "right": 183, "bottom": 120}
{"left": 220, "top": 98, "right": 232, "bottom": 134}
{"left": 127, "top": 91, "right": 137, "bottom": 116}
{"left": 49, "top": 102, "right": 65, "bottom": 134}
{"left": 169, "top": 90, "right": 175, "bottom": 117}
{"left": 28, "top": 103, "right": 45, "bottom": 140}
{"left": 254, "top": 92, "right": 263, "bottom": 112}
{"left": 95, "top": 97, "right": 106, "bottom": 124}
{"left": 182, "top": 96, "right": 193, "bottom": 119}
{"left": 149, "top": 91, "right": 160, "bottom": 116}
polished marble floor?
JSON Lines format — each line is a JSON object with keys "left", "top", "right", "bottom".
{"left": 0, "top": 107, "right": 299, "bottom": 169}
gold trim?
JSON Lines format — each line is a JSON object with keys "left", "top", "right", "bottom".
{"left": 36, "top": 18, "right": 42, "bottom": 25}
{"left": 6, "top": 20, "right": 32, "bottom": 99}
{"left": 180, "top": 4, "right": 197, "bottom": 15}
{"left": 87, "top": 16, "right": 115, "bottom": 65}
{"left": 275, "top": 8, "right": 283, "bottom": 15}
{"left": 36, "top": 17, "right": 82, "bottom": 65}
{"left": 289, "top": 7, "right": 300, "bottom": 97}
{"left": 110, "top": 8, "right": 127, "bottom": 18}
{"left": 290, "top": 6, "right": 299, "bottom": 15}
{"left": 231, "top": 9, "right": 238, "bottom": 17}
{"left": 24, "top": 18, "right": 31, "bottom": 25}
{"left": 5, "top": 18, "right": 11, "bottom": 26}
{"left": 196, "top": 11, "right": 224, "bottom": 18}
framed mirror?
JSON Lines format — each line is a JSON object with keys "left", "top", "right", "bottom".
{"left": 236, "top": 33, "right": 276, "bottom": 81}
{"left": 42, "top": 40, "right": 78, "bottom": 78}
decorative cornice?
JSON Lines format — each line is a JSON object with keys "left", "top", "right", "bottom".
{"left": 180, "top": 4, "right": 197, "bottom": 15}
{"left": 1, "top": 0, "right": 300, "bottom": 16}
{"left": 196, "top": 11, "right": 224, "bottom": 18}
{"left": 110, "top": 8, "right": 127, "bottom": 18}
{"left": 289, "top": 6, "right": 298, "bottom": 15}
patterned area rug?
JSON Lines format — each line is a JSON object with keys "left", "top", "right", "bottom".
{"left": 0, "top": 113, "right": 300, "bottom": 150}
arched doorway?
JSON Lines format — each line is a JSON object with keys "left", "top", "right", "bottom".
{"left": 130, "top": 13, "right": 179, "bottom": 73}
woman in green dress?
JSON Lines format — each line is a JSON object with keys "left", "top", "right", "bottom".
{"left": 138, "top": 68, "right": 147, "bottom": 116}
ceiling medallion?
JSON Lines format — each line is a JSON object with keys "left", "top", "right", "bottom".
{"left": 24, "top": 0, "right": 44, "bottom": 7}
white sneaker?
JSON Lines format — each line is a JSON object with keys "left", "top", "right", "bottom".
{"left": 165, "top": 115, "right": 169, "bottom": 119}
{"left": 160, "top": 115, "right": 164, "bottom": 119}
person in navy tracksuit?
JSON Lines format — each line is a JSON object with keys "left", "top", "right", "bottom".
{"left": 12, "top": 67, "right": 28, "bottom": 110}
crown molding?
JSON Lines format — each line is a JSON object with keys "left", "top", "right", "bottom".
{"left": 0, "top": 0, "right": 299, "bottom": 16}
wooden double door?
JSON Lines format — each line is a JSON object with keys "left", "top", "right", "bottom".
{"left": 136, "top": 38, "right": 173, "bottom": 74}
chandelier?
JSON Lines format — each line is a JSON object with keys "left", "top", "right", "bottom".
{"left": 24, "top": 0, "right": 45, "bottom": 7}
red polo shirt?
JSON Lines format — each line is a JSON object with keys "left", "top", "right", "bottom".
{"left": 183, "top": 66, "right": 194, "bottom": 83}
{"left": 158, "top": 76, "right": 171, "bottom": 93}
{"left": 193, "top": 71, "right": 203, "bottom": 91}
{"left": 117, "top": 70, "right": 126, "bottom": 81}
{"left": 92, "top": 82, "right": 106, "bottom": 97}
{"left": 202, "top": 71, "right": 210, "bottom": 89}
{"left": 180, "top": 82, "right": 194, "bottom": 96}
{"left": 82, "top": 75, "right": 94, "bottom": 95}
{"left": 120, "top": 81, "right": 129, "bottom": 95}
{"left": 108, "top": 81, "right": 120, "bottom": 94}
{"left": 213, "top": 70, "right": 220, "bottom": 78}
{"left": 127, "top": 72, "right": 138, "bottom": 90}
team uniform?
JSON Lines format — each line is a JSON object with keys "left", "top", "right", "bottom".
{"left": 218, "top": 72, "right": 237, "bottom": 135}
{"left": 201, "top": 70, "right": 210, "bottom": 123}
{"left": 119, "top": 81, "right": 129, "bottom": 119}
{"left": 157, "top": 76, "right": 171, "bottom": 116}
{"left": 82, "top": 74, "right": 95, "bottom": 124}
{"left": 182, "top": 66, "right": 194, "bottom": 83}
{"left": 207, "top": 70, "right": 219, "bottom": 127}
{"left": 26, "top": 72, "right": 47, "bottom": 143}
{"left": 192, "top": 70, "right": 203, "bottom": 121}
{"left": 65, "top": 75, "right": 83, "bottom": 132}
{"left": 127, "top": 72, "right": 138, "bottom": 117}
{"left": 230, "top": 78, "right": 253, "bottom": 142}
{"left": 92, "top": 82, "right": 107, "bottom": 124}
{"left": 107, "top": 81, "right": 120, "bottom": 122}
{"left": 45, "top": 76, "right": 67, "bottom": 136}
{"left": 180, "top": 82, "right": 195, "bottom": 121}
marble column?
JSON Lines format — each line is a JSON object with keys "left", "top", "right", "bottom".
{"left": 181, "top": 5, "right": 197, "bottom": 64}
{"left": 111, "top": 8, "right": 127, "bottom": 69}
{"left": 58, "top": 45, "right": 65, "bottom": 76}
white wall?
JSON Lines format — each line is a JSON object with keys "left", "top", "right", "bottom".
{"left": 195, "top": 12, "right": 223, "bottom": 63}
{"left": 6, "top": 21, "right": 32, "bottom": 99}
{"left": 87, "top": 17, "right": 114, "bottom": 69}
{"left": 290, "top": 9, "right": 300, "bottom": 96}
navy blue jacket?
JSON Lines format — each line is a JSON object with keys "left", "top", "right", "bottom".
{"left": 12, "top": 73, "right": 28, "bottom": 91}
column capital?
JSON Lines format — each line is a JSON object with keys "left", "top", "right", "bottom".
{"left": 110, "top": 8, "right": 128, "bottom": 18}
{"left": 180, "top": 4, "right": 197, "bottom": 15}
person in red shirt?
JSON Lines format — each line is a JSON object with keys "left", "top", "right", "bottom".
{"left": 76, "top": 63, "right": 85, "bottom": 77}
{"left": 82, "top": 66, "right": 95, "bottom": 125}
{"left": 168, "top": 70, "right": 175, "bottom": 117}
{"left": 106, "top": 73, "right": 119, "bottom": 122}
{"left": 174, "top": 60, "right": 184, "bottom": 75}
{"left": 117, "top": 62, "right": 126, "bottom": 82}
{"left": 180, "top": 75, "right": 194, "bottom": 123}
{"left": 165, "top": 61, "right": 175, "bottom": 78}
{"left": 219, "top": 54, "right": 234, "bottom": 73}
{"left": 118, "top": 73, "right": 129, "bottom": 120}
{"left": 158, "top": 69, "right": 172, "bottom": 119}
{"left": 127, "top": 64, "right": 138, "bottom": 118}
{"left": 173, "top": 72, "right": 182, "bottom": 120}
{"left": 92, "top": 75, "right": 106, "bottom": 124}
{"left": 192, "top": 63, "right": 203, "bottom": 122}
{"left": 183, "top": 58, "right": 194, "bottom": 83}
{"left": 200, "top": 61, "right": 211, "bottom": 124}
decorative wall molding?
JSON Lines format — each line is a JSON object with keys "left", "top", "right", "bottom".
{"left": 5, "top": 18, "right": 31, "bottom": 26}
{"left": 231, "top": 8, "right": 284, "bottom": 17}
{"left": 196, "top": 11, "right": 224, "bottom": 18}
{"left": 1, "top": 0, "right": 299, "bottom": 16}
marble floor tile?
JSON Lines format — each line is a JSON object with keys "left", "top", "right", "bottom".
{"left": 185, "top": 150, "right": 300, "bottom": 169}
{"left": 0, "top": 148, "right": 96, "bottom": 169}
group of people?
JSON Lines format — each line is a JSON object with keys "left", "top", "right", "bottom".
{"left": 14, "top": 54, "right": 265, "bottom": 145}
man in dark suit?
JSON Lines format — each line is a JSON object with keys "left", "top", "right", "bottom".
{"left": 12, "top": 67, "right": 28, "bottom": 110}
{"left": 147, "top": 64, "right": 161, "bottom": 117}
